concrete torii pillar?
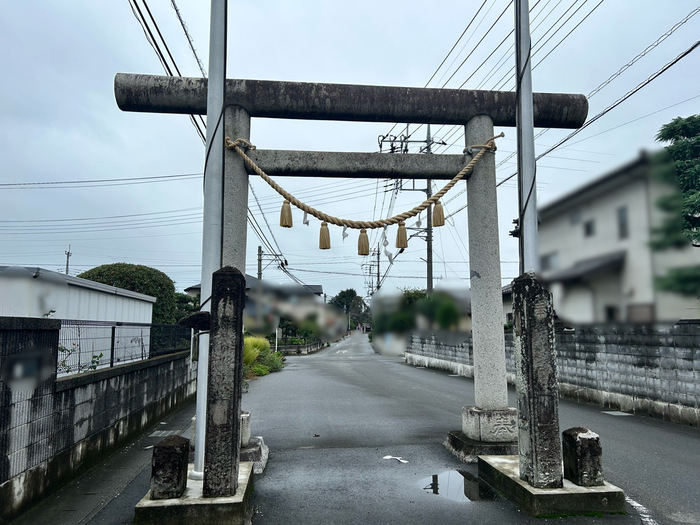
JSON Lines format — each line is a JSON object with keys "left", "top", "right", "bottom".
{"left": 453, "top": 115, "right": 518, "bottom": 458}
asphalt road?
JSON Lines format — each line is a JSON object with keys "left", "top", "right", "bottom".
{"left": 245, "top": 331, "right": 700, "bottom": 525}
{"left": 17, "top": 331, "right": 697, "bottom": 524}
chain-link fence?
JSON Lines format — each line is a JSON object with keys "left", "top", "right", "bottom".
{"left": 58, "top": 320, "right": 191, "bottom": 376}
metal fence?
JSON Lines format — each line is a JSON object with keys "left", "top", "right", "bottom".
{"left": 57, "top": 320, "right": 191, "bottom": 376}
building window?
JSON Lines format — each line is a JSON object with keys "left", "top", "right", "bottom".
{"left": 617, "top": 206, "right": 629, "bottom": 239}
{"left": 605, "top": 306, "right": 618, "bottom": 323}
{"left": 584, "top": 219, "right": 595, "bottom": 237}
{"left": 540, "top": 252, "right": 559, "bottom": 271}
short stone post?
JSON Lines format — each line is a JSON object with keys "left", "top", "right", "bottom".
{"left": 240, "top": 410, "right": 251, "bottom": 448}
{"left": 562, "top": 427, "right": 604, "bottom": 487}
{"left": 512, "top": 272, "right": 563, "bottom": 488}
{"left": 203, "top": 267, "right": 246, "bottom": 497}
{"left": 150, "top": 436, "right": 189, "bottom": 500}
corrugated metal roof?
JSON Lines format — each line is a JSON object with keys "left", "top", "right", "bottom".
{"left": 0, "top": 266, "right": 156, "bottom": 303}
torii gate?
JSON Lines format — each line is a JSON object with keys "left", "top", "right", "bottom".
{"left": 115, "top": 73, "right": 587, "bottom": 496}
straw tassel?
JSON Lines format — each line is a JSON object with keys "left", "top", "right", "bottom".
{"left": 280, "top": 200, "right": 293, "bottom": 228}
{"left": 395, "top": 221, "right": 408, "bottom": 248}
{"left": 319, "top": 221, "right": 331, "bottom": 249}
{"left": 432, "top": 201, "right": 445, "bottom": 227}
{"left": 358, "top": 229, "right": 369, "bottom": 255}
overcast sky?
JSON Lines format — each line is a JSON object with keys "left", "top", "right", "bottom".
{"left": 1, "top": 1, "right": 698, "bottom": 301}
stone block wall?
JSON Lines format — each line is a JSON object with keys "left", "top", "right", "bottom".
{"left": 406, "top": 323, "right": 699, "bottom": 426}
{"left": 0, "top": 317, "right": 196, "bottom": 523}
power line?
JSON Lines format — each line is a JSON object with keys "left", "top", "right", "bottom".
{"left": 440, "top": 1, "right": 515, "bottom": 88}
{"left": 424, "top": 0, "right": 490, "bottom": 87}
{"left": 564, "top": 93, "right": 700, "bottom": 147}
{"left": 0, "top": 172, "right": 202, "bottom": 189}
{"left": 170, "top": 0, "right": 207, "bottom": 77}
{"left": 490, "top": 3, "right": 699, "bottom": 169}
{"left": 0, "top": 207, "right": 201, "bottom": 223}
{"left": 128, "top": 0, "right": 206, "bottom": 142}
{"left": 496, "top": 39, "right": 700, "bottom": 188}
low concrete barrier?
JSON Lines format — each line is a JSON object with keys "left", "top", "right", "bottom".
{"left": 406, "top": 323, "right": 699, "bottom": 427}
{"left": 0, "top": 317, "right": 196, "bottom": 522}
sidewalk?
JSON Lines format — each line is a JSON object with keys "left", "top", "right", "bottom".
{"left": 10, "top": 400, "right": 196, "bottom": 525}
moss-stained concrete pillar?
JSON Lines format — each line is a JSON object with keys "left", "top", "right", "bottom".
{"left": 203, "top": 267, "right": 246, "bottom": 497}
{"left": 512, "top": 272, "right": 563, "bottom": 488}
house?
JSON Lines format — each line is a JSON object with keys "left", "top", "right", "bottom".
{"left": 183, "top": 277, "right": 329, "bottom": 336}
{"left": 532, "top": 150, "right": 698, "bottom": 324}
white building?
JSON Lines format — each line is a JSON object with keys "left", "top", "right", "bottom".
{"left": 535, "top": 151, "right": 699, "bottom": 324}
{"left": 0, "top": 266, "right": 154, "bottom": 322}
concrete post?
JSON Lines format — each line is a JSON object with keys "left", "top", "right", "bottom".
{"left": 222, "top": 106, "right": 251, "bottom": 271}
{"left": 512, "top": 272, "right": 563, "bottom": 488}
{"left": 203, "top": 267, "right": 246, "bottom": 497}
{"left": 457, "top": 115, "right": 517, "bottom": 450}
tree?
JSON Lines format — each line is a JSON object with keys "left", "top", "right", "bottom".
{"left": 78, "top": 263, "right": 176, "bottom": 324}
{"left": 652, "top": 115, "right": 700, "bottom": 297}
{"left": 174, "top": 292, "right": 199, "bottom": 323}
{"left": 655, "top": 115, "right": 700, "bottom": 246}
{"left": 329, "top": 288, "right": 370, "bottom": 328}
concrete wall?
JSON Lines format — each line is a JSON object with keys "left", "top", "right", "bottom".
{"left": 0, "top": 318, "right": 196, "bottom": 523}
{"left": 406, "top": 323, "right": 699, "bottom": 426}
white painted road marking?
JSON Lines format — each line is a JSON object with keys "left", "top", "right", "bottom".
{"left": 625, "top": 496, "right": 659, "bottom": 525}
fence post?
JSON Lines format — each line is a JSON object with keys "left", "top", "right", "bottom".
{"left": 110, "top": 326, "right": 116, "bottom": 367}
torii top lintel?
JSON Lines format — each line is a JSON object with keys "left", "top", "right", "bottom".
{"left": 115, "top": 73, "right": 588, "bottom": 129}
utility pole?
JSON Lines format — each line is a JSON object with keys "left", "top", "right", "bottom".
{"left": 376, "top": 247, "right": 381, "bottom": 292}
{"left": 64, "top": 245, "right": 72, "bottom": 275}
{"left": 425, "top": 125, "right": 434, "bottom": 294}
{"left": 257, "top": 245, "right": 263, "bottom": 281}
{"left": 377, "top": 124, "right": 443, "bottom": 294}
{"left": 515, "top": 0, "right": 539, "bottom": 275}
{"left": 193, "top": 0, "right": 227, "bottom": 481}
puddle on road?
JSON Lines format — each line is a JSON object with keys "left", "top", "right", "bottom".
{"left": 418, "top": 470, "right": 498, "bottom": 502}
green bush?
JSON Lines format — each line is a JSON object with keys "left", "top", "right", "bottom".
{"left": 243, "top": 336, "right": 285, "bottom": 379}
{"left": 243, "top": 337, "right": 267, "bottom": 365}
{"left": 251, "top": 363, "right": 270, "bottom": 376}
{"left": 259, "top": 350, "right": 285, "bottom": 373}
{"left": 245, "top": 336, "right": 270, "bottom": 354}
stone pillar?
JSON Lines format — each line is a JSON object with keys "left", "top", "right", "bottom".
{"left": 223, "top": 105, "right": 251, "bottom": 271}
{"left": 203, "top": 267, "right": 246, "bottom": 497}
{"left": 562, "top": 427, "right": 604, "bottom": 487}
{"left": 150, "top": 436, "right": 189, "bottom": 500}
{"left": 462, "top": 115, "right": 516, "bottom": 443}
{"left": 512, "top": 272, "right": 563, "bottom": 488}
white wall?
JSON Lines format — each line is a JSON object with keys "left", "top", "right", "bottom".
{"left": 0, "top": 267, "right": 154, "bottom": 323}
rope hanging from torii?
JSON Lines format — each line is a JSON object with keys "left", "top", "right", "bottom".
{"left": 225, "top": 133, "right": 503, "bottom": 255}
